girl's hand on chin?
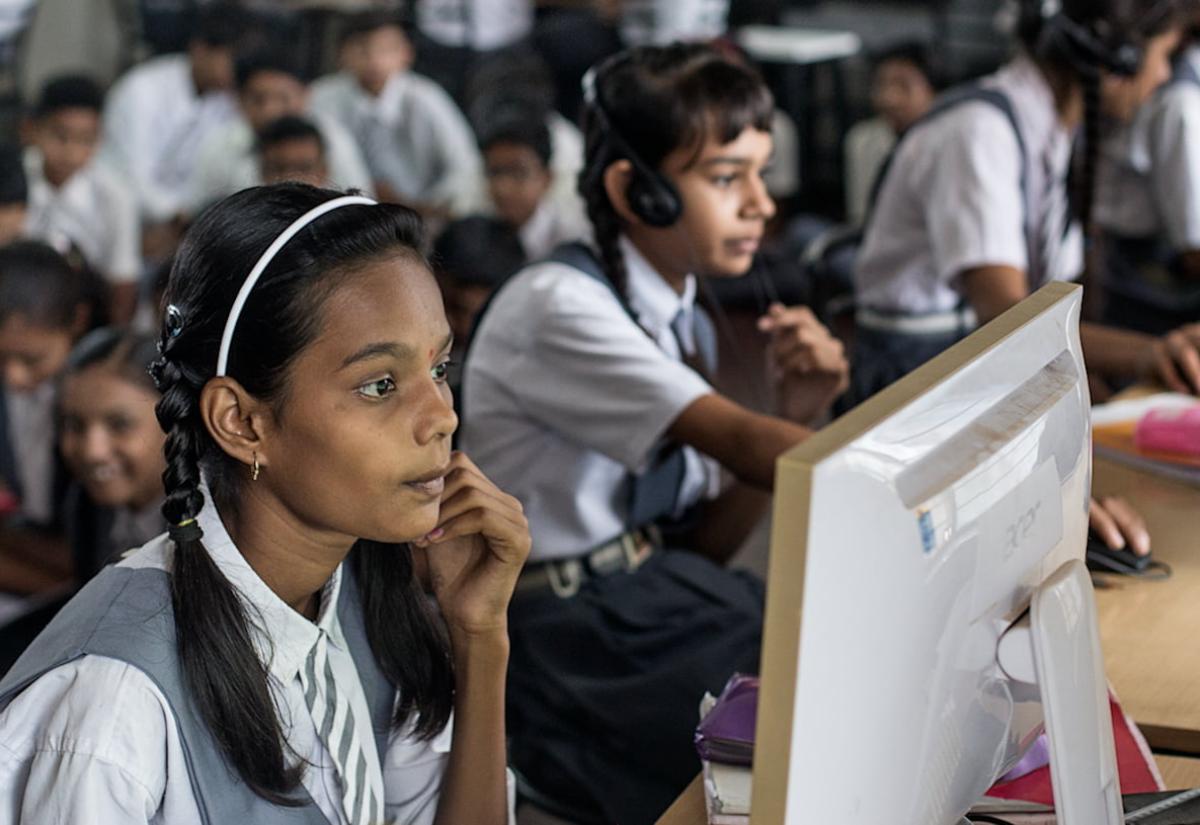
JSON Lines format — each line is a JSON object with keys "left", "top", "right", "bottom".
{"left": 412, "top": 451, "right": 530, "bottom": 641}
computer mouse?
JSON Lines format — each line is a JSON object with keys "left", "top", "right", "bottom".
{"left": 1085, "top": 534, "right": 1153, "bottom": 575}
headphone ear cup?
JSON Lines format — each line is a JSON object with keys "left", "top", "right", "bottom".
{"left": 626, "top": 171, "right": 683, "bottom": 228}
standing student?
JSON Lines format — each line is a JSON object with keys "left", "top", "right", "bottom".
{"left": 57, "top": 328, "right": 166, "bottom": 582}
{"left": 852, "top": 0, "right": 1200, "bottom": 404}
{"left": 100, "top": 2, "right": 247, "bottom": 226}
{"left": 23, "top": 75, "right": 141, "bottom": 323}
{"left": 189, "top": 50, "right": 372, "bottom": 212}
{"left": 462, "top": 44, "right": 848, "bottom": 824}
{"left": 0, "top": 241, "right": 100, "bottom": 529}
{"left": 0, "top": 184, "right": 528, "bottom": 823}
{"left": 310, "top": 11, "right": 483, "bottom": 219}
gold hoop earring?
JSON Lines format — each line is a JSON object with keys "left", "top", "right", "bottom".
{"left": 252, "top": 452, "right": 260, "bottom": 482}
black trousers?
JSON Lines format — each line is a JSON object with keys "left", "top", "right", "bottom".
{"left": 507, "top": 550, "right": 764, "bottom": 825}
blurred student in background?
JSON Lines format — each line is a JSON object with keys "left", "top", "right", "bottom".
{"left": 257, "top": 116, "right": 331, "bottom": 189}
{"left": 0, "top": 146, "right": 27, "bottom": 247}
{"left": 23, "top": 75, "right": 140, "bottom": 324}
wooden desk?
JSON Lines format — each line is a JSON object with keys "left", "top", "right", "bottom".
{"left": 657, "top": 456, "right": 1200, "bottom": 824}
{"left": 1093, "top": 456, "right": 1200, "bottom": 754}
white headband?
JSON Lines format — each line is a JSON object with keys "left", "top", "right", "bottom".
{"left": 216, "top": 195, "right": 376, "bottom": 377}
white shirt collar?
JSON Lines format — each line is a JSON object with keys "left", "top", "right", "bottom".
{"left": 353, "top": 71, "right": 409, "bottom": 122}
{"left": 194, "top": 486, "right": 348, "bottom": 686}
{"left": 620, "top": 234, "right": 697, "bottom": 339}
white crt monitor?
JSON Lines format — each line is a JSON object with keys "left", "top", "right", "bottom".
{"left": 752, "top": 283, "right": 1122, "bottom": 825}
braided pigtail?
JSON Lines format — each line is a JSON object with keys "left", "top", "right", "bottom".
{"left": 1077, "top": 69, "right": 1105, "bottom": 320}
{"left": 580, "top": 104, "right": 632, "bottom": 299}
{"left": 152, "top": 353, "right": 305, "bottom": 803}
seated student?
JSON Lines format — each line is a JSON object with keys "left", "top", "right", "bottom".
{"left": 257, "top": 115, "right": 331, "bottom": 188}
{"left": 0, "top": 145, "right": 27, "bottom": 246}
{"left": 190, "top": 50, "right": 372, "bottom": 211}
{"left": 479, "top": 113, "right": 589, "bottom": 260}
{"left": 310, "top": 11, "right": 484, "bottom": 219}
{"left": 1095, "top": 9, "right": 1200, "bottom": 319}
{"left": 843, "top": 41, "right": 939, "bottom": 226}
{"left": 852, "top": 0, "right": 1200, "bottom": 403}
{"left": 431, "top": 215, "right": 526, "bottom": 361}
{"left": 0, "top": 184, "right": 527, "bottom": 823}
{"left": 57, "top": 329, "right": 165, "bottom": 582}
{"left": 100, "top": 2, "right": 247, "bottom": 228}
{"left": 463, "top": 44, "right": 849, "bottom": 824}
{"left": 0, "top": 241, "right": 101, "bottom": 529}
{"left": 23, "top": 75, "right": 141, "bottom": 324}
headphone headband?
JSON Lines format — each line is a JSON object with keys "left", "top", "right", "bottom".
{"left": 216, "top": 195, "right": 376, "bottom": 377}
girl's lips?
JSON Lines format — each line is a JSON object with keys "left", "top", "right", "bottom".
{"left": 726, "top": 237, "right": 761, "bottom": 255}
{"left": 405, "top": 476, "right": 445, "bottom": 497}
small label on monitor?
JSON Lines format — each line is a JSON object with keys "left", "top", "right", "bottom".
{"left": 971, "top": 458, "right": 1064, "bottom": 619}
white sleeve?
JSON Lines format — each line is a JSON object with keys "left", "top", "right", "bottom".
{"left": 497, "top": 266, "right": 714, "bottom": 472}
{"left": 100, "top": 75, "right": 183, "bottom": 223}
{"left": 188, "top": 130, "right": 236, "bottom": 214}
{"left": 103, "top": 172, "right": 142, "bottom": 284}
{"left": 417, "top": 85, "right": 485, "bottom": 216}
{"left": 0, "top": 657, "right": 186, "bottom": 824}
{"left": 319, "top": 118, "right": 375, "bottom": 195}
{"left": 921, "top": 105, "right": 1027, "bottom": 283}
{"left": 1149, "top": 85, "right": 1200, "bottom": 251}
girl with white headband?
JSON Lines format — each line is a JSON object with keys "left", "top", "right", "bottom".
{"left": 0, "top": 184, "right": 529, "bottom": 825}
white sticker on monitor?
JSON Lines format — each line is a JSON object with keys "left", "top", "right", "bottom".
{"left": 970, "top": 458, "right": 1064, "bottom": 620}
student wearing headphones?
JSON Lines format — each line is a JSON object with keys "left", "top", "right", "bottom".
{"left": 462, "top": 44, "right": 848, "bottom": 824}
{"left": 1095, "top": 6, "right": 1200, "bottom": 331}
{"left": 852, "top": 0, "right": 1200, "bottom": 402}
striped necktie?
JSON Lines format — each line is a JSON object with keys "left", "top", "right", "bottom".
{"left": 670, "top": 305, "right": 718, "bottom": 378}
{"left": 299, "top": 631, "right": 383, "bottom": 825}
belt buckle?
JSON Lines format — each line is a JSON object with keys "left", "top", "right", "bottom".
{"left": 546, "top": 558, "right": 584, "bottom": 599}
{"left": 621, "top": 532, "right": 652, "bottom": 571}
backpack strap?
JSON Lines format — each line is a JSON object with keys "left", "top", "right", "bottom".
{"left": 865, "top": 85, "right": 1028, "bottom": 235}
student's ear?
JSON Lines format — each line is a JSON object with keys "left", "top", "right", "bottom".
{"left": 602, "top": 159, "right": 640, "bottom": 225}
{"left": 199, "top": 377, "right": 272, "bottom": 476}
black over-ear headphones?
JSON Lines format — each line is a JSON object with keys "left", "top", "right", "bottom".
{"left": 582, "top": 58, "right": 683, "bottom": 228}
{"left": 1033, "top": 0, "right": 1156, "bottom": 78}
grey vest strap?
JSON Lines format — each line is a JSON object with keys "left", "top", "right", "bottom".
{"left": 0, "top": 549, "right": 395, "bottom": 824}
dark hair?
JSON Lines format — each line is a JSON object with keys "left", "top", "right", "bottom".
{"left": 0, "top": 144, "right": 26, "bottom": 205}
{"left": 64, "top": 327, "right": 160, "bottom": 393}
{"left": 433, "top": 216, "right": 526, "bottom": 288}
{"left": 1018, "top": 0, "right": 1185, "bottom": 234}
{"left": 338, "top": 9, "right": 411, "bottom": 45}
{"left": 257, "top": 115, "right": 326, "bottom": 155}
{"left": 579, "top": 43, "right": 773, "bottom": 297}
{"left": 152, "top": 183, "right": 452, "bottom": 803}
{"left": 33, "top": 74, "right": 104, "bottom": 118}
{"left": 235, "top": 49, "right": 306, "bottom": 91}
{"left": 0, "top": 240, "right": 91, "bottom": 330}
{"left": 191, "top": 2, "right": 249, "bottom": 48}
{"left": 464, "top": 49, "right": 557, "bottom": 133}
{"left": 872, "top": 41, "right": 943, "bottom": 90}
{"left": 478, "top": 110, "right": 553, "bottom": 167}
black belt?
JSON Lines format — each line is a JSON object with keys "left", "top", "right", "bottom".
{"left": 515, "top": 529, "right": 658, "bottom": 599}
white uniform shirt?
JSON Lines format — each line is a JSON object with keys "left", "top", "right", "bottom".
{"left": 0, "top": 492, "right": 516, "bottom": 824}
{"left": 461, "top": 236, "right": 720, "bottom": 561}
{"left": 517, "top": 195, "right": 589, "bottom": 261}
{"left": 1095, "top": 46, "right": 1200, "bottom": 249}
{"left": 4, "top": 382, "right": 56, "bottom": 525}
{"left": 309, "top": 71, "right": 483, "bottom": 216}
{"left": 415, "top": 0, "right": 533, "bottom": 52}
{"left": 100, "top": 54, "right": 238, "bottom": 222}
{"left": 620, "top": 0, "right": 729, "bottom": 46}
{"left": 843, "top": 116, "right": 896, "bottom": 227}
{"left": 24, "top": 148, "right": 140, "bottom": 284}
{"left": 547, "top": 111, "right": 585, "bottom": 219}
{"left": 855, "top": 56, "right": 1083, "bottom": 316}
{"left": 188, "top": 113, "right": 375, "bottom": 211}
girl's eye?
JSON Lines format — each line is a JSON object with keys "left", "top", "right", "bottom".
{"left": 712, "top": 174, "right": 738, "bottom": 188}
{"left": 358, "top": 377, "right": 396, "bottom": 399}
{"left": 431, "top": 360, "right": 455, "bottom": 383}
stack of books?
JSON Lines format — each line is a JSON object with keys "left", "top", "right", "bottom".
{"left": 1092, "top": 393, "right": 1200, "bottom": 486}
